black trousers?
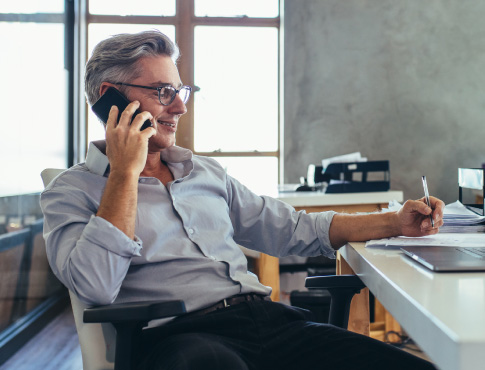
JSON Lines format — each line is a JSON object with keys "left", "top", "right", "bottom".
{"left": 138, "top": 300, "right": 436, "bottom": 370}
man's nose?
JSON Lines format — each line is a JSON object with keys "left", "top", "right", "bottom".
{"left": 169, "top": 93, "right": 188, "bottom": 114}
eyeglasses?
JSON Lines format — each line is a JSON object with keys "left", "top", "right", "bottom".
{"left": 114, "top": 82, "right": 192, "bottom": 106}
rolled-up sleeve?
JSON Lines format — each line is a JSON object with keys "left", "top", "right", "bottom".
{"left": 314, "top": 211, "right": 337, "bottom": 258}
{"left": 82, "top": 216, "right": 142, "bottom": 257}
{"left": 41, "top": 171, "right": 142, "bottom": 306}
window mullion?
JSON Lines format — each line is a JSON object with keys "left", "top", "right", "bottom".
{"left": 87, "top": 14, "right": 177, "bottom": 24}
{"left": 175, "top": 0, "right": 195, "bottom": 151}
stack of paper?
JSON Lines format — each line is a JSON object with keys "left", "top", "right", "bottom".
{"left": 440, "top": 201, "right": 485, "bottom": 232}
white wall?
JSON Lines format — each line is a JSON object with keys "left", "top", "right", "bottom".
{"left": 284, "top": 0, "right": 485, "bottom": 203}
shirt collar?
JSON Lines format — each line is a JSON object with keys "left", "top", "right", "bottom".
{"left": 161, "top": 145, "right": 193, "bottom": 163}
{"left": 85, "top": 140, "right": 110, "bottom": 176}
{"left": 84, "top": 140, "right": 194, "bottom": 177}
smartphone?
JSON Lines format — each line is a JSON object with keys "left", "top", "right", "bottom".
{"left": 91, "top": 87, "right": 153, "bottom": 131}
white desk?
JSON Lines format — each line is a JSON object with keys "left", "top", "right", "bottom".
{"left": 277, "top": 190, "right": 403, "bottom": 210}
{"left": 341, "top": 242, "right": 485, "bottom": 370}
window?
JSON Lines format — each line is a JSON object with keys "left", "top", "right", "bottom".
{"left": 0, "top": 1, "right": 68, "bottom": 363}
{"left": 193, "top": 26, "right": 279, "bottom": 153}
{"left": 0, "top": 2, "right": 68, "bottom": 196}
{"left": 194, "top": 0, "right": 279, "bottom": 18}
{"left": 89, "top": 0, "right": 176, "bottom": 16}
{"left": 86, "top": 0, "right": 281, "bottom": 195}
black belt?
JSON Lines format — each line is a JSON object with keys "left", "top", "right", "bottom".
{"left": 183, "top": 293, "right": 271, "bottom": 318}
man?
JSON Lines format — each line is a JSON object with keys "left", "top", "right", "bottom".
{"left": 41, "top": 30, "right": 443, "bottom": 369}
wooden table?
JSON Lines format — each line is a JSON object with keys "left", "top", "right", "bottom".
{"left": 341, "top": 241, "right": 485, "bottom": 370}
{"left": 255, "top": 191, "right": 403, "bottom": 302}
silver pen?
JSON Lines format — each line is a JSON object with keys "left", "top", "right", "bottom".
{"left": 421, "top": 176, "right": 434, "bottom": 227}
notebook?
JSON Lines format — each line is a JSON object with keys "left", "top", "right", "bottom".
{"left": 400, "top": 246, "right": 485, "bottom": 272}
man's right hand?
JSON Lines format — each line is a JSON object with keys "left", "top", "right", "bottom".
{"left": 96, "top": 101, "right": 156, "bottom": 240}
{"left": 105, "top": 101, "right": 156, "bottom": 177}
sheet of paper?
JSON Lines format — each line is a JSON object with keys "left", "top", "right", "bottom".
{"left": 366, "top": 233, "right": 485, "bottom": 248}
{"left": 321, "top": 152, "right": 367, "bottom": 170}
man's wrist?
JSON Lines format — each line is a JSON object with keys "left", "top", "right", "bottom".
{"left": 389, "top": 211, "right": 402, "bottom": 237}
{"left": 108, "top": 168, "right": 141, "bottom": 181}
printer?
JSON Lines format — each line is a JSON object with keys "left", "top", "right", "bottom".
{"left": 301, "top": 160, "right": 390, "bottom": 193}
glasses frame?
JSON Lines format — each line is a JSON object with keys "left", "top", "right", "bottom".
{"left": 114, "top": 82, "right": 192, "bottom": 106}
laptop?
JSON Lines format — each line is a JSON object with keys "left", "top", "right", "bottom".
{"left": 400, "top": 246, "right": 485, "bottom": 272}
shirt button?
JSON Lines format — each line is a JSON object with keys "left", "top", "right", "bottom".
{"left": 188, "top": 228, "right": 194, "bottom": 234}
{"left": 209, "top": 255, "right": 217, "bottom": 260}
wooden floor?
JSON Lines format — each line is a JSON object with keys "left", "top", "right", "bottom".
{"left": 0, "top": 306, "right": 82, "bottom": 370}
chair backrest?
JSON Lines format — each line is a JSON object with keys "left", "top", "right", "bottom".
{"left": 42, "top": 168, "right": 116, "bottom": 370}
{"left": 69, "top": 291, "right": 116, "bottom": 370}
{"left": 40, "top": 168, "right": 65, "bottom": 187}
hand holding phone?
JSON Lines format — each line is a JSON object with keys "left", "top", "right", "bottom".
{"left": 91, "top": 87, "right": 153, "bottom": 131}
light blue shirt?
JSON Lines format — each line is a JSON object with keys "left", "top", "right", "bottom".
{"left": 41, "top": 140, "right": 336, "bottom": 314}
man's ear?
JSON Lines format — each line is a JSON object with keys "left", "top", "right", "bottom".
{"left": 99, "top": 82, "right": 117, "bottom": 97}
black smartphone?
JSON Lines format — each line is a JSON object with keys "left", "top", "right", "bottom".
{"left": 91, "top": 87, "right": 153, "bottom": 131}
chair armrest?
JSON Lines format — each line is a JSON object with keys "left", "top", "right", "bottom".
{"left": 83, "top": 300, "right": 186, "bottom": 370}
{"left": 83, "top": 300, "right": 186, "bottom": 323}
{"left": 305, "top": 274, "right": 365, "bottom": 290}
{"left": 305, "top": 275, "right": 366, "bottom": 329}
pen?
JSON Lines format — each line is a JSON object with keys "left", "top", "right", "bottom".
{"left": 421, "top": 176, "right": 434, "bottom": 228}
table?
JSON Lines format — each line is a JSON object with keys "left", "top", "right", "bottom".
{"left": 254, "top": 190, "right": 403, "bottom": 301}
{"left": 277, "top": 190, "right": 403, "bottom": 213}
{"left": 341, "top": 241, "right": 485, "bottom": 370}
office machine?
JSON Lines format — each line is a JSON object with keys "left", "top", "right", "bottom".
{"left": 305, "top": 160, "right": 390, "bottom": 193}
{"left": 458, "top": 167, "right": 485, "bottom": 216}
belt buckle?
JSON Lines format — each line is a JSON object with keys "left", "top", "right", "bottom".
{"left": 223, "top": 298, "right": 229, "bottom": 308}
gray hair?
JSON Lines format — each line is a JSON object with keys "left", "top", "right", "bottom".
{"left": 84, "top": 30, "right": 179, "bottom": 106}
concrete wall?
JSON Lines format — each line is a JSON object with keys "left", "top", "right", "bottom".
{"left": 284, "top": 0, "right": 485, "bottom": 204}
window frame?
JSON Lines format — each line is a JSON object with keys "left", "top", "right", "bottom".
{"left": 84, "top": 0, "right": 283, "bottom": 184}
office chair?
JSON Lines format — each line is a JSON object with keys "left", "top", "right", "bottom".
{"left": 41, "top": 168, "right": 366, "bottom": 370}
{"left": 305, "top": 275, "right": 366, "bottom": 329}
{"left": 280, "top": 255, "right": 336, "bottom": 323}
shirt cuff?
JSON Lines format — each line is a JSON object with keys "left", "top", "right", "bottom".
{"left": 83, "top": 215, "right": 143, "bottom": 257}
{"left": 316, "top": 211, "right": 337, "bottom": 258}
